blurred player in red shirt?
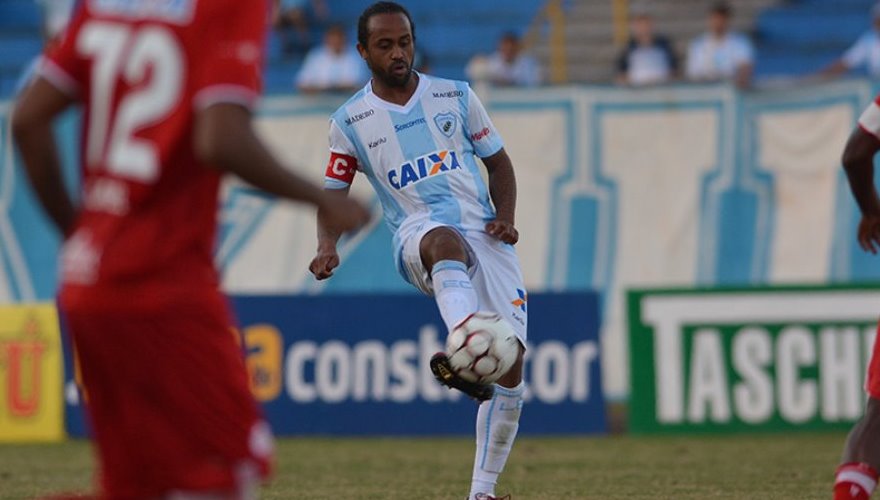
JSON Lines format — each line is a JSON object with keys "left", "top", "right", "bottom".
{"left": 11, "top": 0, "right": 369, "bottom": 498}
{"left": 834, "top": 95, "right": 880, "bottom": 500}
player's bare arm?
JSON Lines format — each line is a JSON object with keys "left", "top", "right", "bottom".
{"left": 841, "top": 126, "right": 880, "bottom": 254}
{"left": 310, "top": 187, "right": 353, "bottom": 280}
{"left": 11, "top": 77, "right": 77, "bottom": 236}
{"left": 195, "top": 103, "right": 369, "bottom": 234}
{"left": 482, "top": 147, "right": 518, "bottom": 244}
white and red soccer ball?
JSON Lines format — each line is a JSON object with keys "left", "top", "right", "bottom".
{"left": 446, "top": 311, "right": 519, "bottom": 385}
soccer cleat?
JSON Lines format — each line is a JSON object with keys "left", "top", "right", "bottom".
{"left": 430, "top": 352, "right": 494, "bottom": 401}
{"left": 473, "top": 494, "right": 511, "bottom": 500}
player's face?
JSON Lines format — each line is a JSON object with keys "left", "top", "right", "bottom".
{"left": 359, "top": 13, "right": 415, "bottom": 88}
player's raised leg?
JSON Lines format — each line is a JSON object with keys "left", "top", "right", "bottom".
{"left": 420, "top": 227, "right": 504, "bottom": 401}
{"left": 419, "top": 227, "right": 478, "bottom": 330}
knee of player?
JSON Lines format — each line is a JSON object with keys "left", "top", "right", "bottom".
{"left": 419, "top": 227, "right": 469, "bottom": 267}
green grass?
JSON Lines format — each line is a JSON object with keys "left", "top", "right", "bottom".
{"left": 0, "top": 433, "right": 849, "bottom": 499}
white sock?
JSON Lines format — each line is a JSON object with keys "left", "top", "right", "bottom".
{"left": 469, "top": 382, "right": 524, "bottom": 500}
{"left": 431, "top": 260, "right": 478, "bottom": 331}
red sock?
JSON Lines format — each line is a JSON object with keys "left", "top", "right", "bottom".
{"left": 835, "top": 463, "right": 879, "bottom": 500}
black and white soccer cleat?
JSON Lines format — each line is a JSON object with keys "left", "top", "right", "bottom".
{"left": 430, "top": 352, "right": 495, "bottom": 402}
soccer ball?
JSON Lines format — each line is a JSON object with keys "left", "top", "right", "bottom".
{"left": 446, "top": 311, "right": 519, "bottom": 385}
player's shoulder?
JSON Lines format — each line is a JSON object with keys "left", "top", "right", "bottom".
{"left": 330, "top": 84, "right": 373, "bottom": 129}
{"left": 857, "top": 29, "right": 879, "bottom": 43}
{"left": 422, "top": 73, "right": 471, "bottom": 100}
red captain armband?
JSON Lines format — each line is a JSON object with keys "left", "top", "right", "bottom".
{"left": 325, "top": 153, "right": 358, "bottom": 184}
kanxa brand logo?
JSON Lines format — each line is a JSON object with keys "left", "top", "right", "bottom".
{"left": 1, "top": 316, "right": 47, "bottom": 417}
{"left": 388, "top": 150, "right": 462, "bottom": 190}
{"left": 368, "top": 137, "right": 387, "bottom": 149}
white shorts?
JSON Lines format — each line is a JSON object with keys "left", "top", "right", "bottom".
{"left": 398, "top": 223, "right": 528, "bottom": 343}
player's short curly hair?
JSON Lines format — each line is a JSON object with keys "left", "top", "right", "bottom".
{"left": 357, "top": 1, "right": 416, "bottom": 48}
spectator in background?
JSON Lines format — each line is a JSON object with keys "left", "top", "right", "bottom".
{"left": 296, "top": 24, "right": 368, "bottom": 94}
{"left": 616, "top": 6, "right": 678, "bottom": 86}
{"left": 272, "top": 0, "right": 328, "bottom": 55}
{"left": 467, "top": 32, "right": 541, "bottom": 87}
{"left": 686, "top": 1, "right": 754, "bottom": 88}
{"left": 820, "top": 3, "right": 880, "bottom": 78}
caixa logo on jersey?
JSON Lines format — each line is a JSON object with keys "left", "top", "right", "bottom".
{"left": 231, "top": 293, "right": 606, "bottom": 435}
{"left": 388, "top": 150, "right": 462, "bottom": 190}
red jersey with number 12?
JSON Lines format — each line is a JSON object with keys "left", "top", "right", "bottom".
{"left": 40, "top": 0, "right": 266, "bottom": 312}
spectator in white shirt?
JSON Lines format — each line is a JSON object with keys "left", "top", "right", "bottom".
{"left": 686, "top": 2, "right": 754, "bottom": 88}
{"left": 821, "top": 2, "right": 880, "bottom": 78}
{"left": 296, "top": 25, "right": 368, "bottom": 94}
{"left": 468, "top": 32, "right": 542, "bottom": 87}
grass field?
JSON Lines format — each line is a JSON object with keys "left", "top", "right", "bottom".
{"left": 0, "top": 433, "right": 848, "bottom": 499}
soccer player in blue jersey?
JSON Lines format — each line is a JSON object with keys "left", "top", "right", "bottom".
{"left": 308, "top": 2, "right": 525, "bottom": 499}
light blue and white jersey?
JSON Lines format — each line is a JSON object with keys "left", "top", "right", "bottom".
{"left": 325, "top": 72, "right": 504, "bottom": 257}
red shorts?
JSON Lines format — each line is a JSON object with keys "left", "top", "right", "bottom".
{"left": 63, "top": 294, "right": 272, "bottom": 499}
{"left": 867, "top": 323, "right": 880, "bottom": 399}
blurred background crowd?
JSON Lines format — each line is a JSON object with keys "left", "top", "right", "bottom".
{"left": 1, "top": 0, "right": 879, "bottom": 96}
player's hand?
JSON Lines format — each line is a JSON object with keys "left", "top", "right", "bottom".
{"left": 320, "top": 196, "right": 371, "bottom": 234}
{"left": 485, "top": 219, "right": 519, "bottom": 245}
{"left": 858, "top": 214, "right": 880, "bottom": 254}
{"left": 309, "top": 247, "right": 340, "bottom": 280}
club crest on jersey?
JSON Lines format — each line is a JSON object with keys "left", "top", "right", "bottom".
{"left": 433, "top": 112, "right": 458, "bottom": 138}
{"left": 388, "top": 150, "right": 462, "bottom": 190}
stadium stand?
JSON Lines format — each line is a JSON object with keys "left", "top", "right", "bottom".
{"left": 10, "top": 0, "right": 865, "bottom": 94}
{"left": 0, "top": 0, "right": 42, "bottom": 97}
{"left": 0, "top": 0, "right": 544, "bottom": 98}
{"left": 309, "top": 0, "right": 545, "bottom": 88}
{"left": 546, "top": 0, "right": 781, "bottom": 83}
{"left": 753, "top": 0, "right": 876, "bottom": 77}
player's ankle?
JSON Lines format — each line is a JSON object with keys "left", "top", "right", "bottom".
{"left": 469, "top": 479, "right": 496, "bottom": 500}
{"left": 835, "top": 462, "right": 879, "bottom": 499}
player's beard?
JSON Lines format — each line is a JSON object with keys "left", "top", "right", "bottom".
{"left": 372, "top": 58, "right": 413, "bottom": 88}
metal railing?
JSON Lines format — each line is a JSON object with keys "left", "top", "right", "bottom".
{"left": 523, "top": 0, "right": 569, "bottom": 84}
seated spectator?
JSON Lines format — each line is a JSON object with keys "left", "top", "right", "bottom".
{"left": 685, "top": 1, "right": 754, "bottom": 88}
{"left": 467, "top": 32, "right": 541, "bottom": 87}
{"left": 272, "top": 0, "right": 328, "bottom": 56}
{"left": 616, "top": 7, "right": 678, "bottom": 86}
{"left": 820, "top": 3, "right": 880, "bottom": 78}
{"left": 296, "top": 25, "right": 368, "bottom": 94}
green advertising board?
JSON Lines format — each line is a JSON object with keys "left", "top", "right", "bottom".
{"left": 628, "top": 286, "right": 880, "bottom": 433}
